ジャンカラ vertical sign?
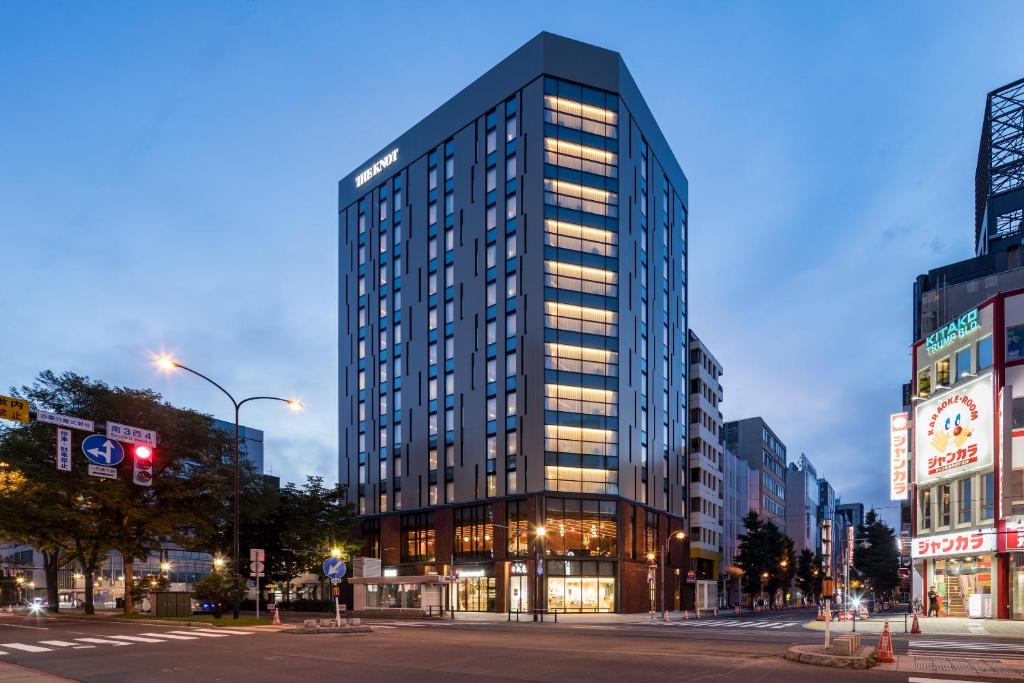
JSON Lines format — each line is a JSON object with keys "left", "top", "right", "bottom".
{"left": 56, "top": 428, "right": 72, "bottom": 471}
{"left": 0, "top": 394, "right": 29, "bottom": 423}
{"left": 890, "top": 412, "right": 909, "bottom": 500}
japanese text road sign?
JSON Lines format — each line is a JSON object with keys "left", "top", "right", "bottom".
{"left": 323, "top": 557, "right": 347, "bottom": 580}
{"left": 56, "top": 428, "right": 72, "bottom": 471}
{"left": 87, "top": 464, "right": 117, "bottom": 480}
{"left": 36, "top": 410, "right": 94, "bottom": 432}
{"left": 106, "top": 421, "right": 158, "bottom": 447}
{"left": 82, "top": 434, "right": 125, "bottom": 467}
{"left": 250, "top": 549, "right": 265, "bottom": 562}
{"left": 0, "top": 395, "right": 29, "bottom": 423}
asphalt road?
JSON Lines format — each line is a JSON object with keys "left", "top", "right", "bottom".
{"left": 0, "top": 610, "right": 1015, "bottom": 682}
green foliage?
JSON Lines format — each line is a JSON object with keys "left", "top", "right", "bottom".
{"left": 192, "top": 571, "right": 246, "bottom": 617}
{"left": 734, "top": 511, "right": 797, "bottom": 598}
{"left": 795, "top": 548, "right": 824, "bottom": 599}
{"left": 0, "top": 371, "right": 235, "bottom": 613}
{"left": 853, "top": 509, "right": 900, "bottom": 596}
{"left": 129, "top": 573, "right": 170, "bottom": 602}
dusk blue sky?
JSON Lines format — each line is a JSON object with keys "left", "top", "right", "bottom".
{"left": 4, "top": 2, "right": 1023, "bottom": 521}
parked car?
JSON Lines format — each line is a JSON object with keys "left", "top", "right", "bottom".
{"left": 191, "top": 598, "right": 218, "bottom": 615}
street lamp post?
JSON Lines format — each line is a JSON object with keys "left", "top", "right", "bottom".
{"left": 156, "top": 355, "right": 301, "bottom": 619}
{"left": 656, "top": 531, "right": 686, "bottom": 622}
{"left": 534, "top": 526, "right": 546, "bottom": 622}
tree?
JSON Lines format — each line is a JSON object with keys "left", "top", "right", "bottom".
{"left": 129, "top": 574, "right": 170, "bottom": 603}
{"left": 853, "top": 509, "right": 900, "bottom": 598}
{"left": 734, "top": 512, "right": 796, "bottom": 605}
{"left": 795, "top": 549, "right": 824, "bottom": 601}
{"left": 0, "top": 371, "right": 235, "bottom": 614}
{"left": 192, "top": 570, "right": 244, "bottom": 618}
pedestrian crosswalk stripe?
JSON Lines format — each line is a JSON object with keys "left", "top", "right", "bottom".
{"left": 1, "top": 643, "right": 53, "bottom": 653}
{"left": 193, "top": 628, "right": 252, "bottom": 636}
{"left": 769, "top": 624, "right": 791, "bottom": 629}
{"left": 0, "top": 651, "right": 7, "bottom": 656}
{"left": 75, "top": 638, "right": 128, "bottom": 646}
{"left": 39, "top": 641, "right": 81, "bottom": 647}
{"left": 667, "top": 619, "right": 796, "bottom": 628}
{"left": 139, "top": 632, "right": 197, "bottom": 640}
{"left": 108, "top": 635, "right": 166, "bottom": 643}
{"left": 168, "top": 630, "right": 228, "bottom": 638}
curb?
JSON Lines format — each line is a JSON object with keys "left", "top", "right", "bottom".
{"left": 284, "top": 625, "right": 374, "bottom": 635}
{"left": 37, "top": 614, "right": 273, "bottom": 628}
{"left": 783, "top": 644, "right": 876, "bottom": 669}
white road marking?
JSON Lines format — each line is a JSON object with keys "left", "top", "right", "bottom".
{"left": 1, "top": 643, "right": 52, "bottom": 652}
{"left": 193, "top": 628, "right": 252, "bottom": 636}
{"left": 908, "top": 678, "right": 994, "bottom": 683}
{"left": 75, "top": 638, "right": 128, "bottom": 646}
{"left": 139, "top": 632, "right": 196, "bottom": 640}
{"left": 168, "top": 630, "right": 227, "bottom": 638}
{"left": 108, "top": 635, "right": 166, "bottom": 643}
{"left": 38, "top": 641, "right": 81, "bottom": 647}
{"left": 0, "top": 651, "right": 7, "bottom": 656}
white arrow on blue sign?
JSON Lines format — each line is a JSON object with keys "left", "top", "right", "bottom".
{"left": 323, "top": 557, "right": 347, "bottom": 580}
{"left": 82, "top": 434, "right": 125, "bottom": 467}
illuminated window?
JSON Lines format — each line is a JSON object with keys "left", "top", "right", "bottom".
{"left": 544, "top": 179, "right": 617, "bottom": 218}
{"left": 544, "top": 95, "right": 618, "bottom": 138}
{"left": 545, "top": 261, "right": 617, "bottom": 298}
{"left": 544, "top": 219, "right": 617, "bottom": 257}
{"left": 544, "top": 302, "right": 618, "bottom": 337}
{"left": 544, "top": 384, "right": 617, "bottom": 417}
{"left": 545, "top": 343, "right": 618, "bottom": 377}
{"left": 544, "top": 137, "right": 617, "bottom": 177}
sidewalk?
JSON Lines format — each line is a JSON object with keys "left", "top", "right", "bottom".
{"left": 804, "top": 613, "right": 1024, "bottom": 637}
{"left": 454, "top": 607, "right": 815, "bottom": 624}
{"left": 0, "top": 661, "right": 76, "bottom": 682}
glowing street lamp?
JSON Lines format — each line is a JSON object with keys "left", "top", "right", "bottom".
{"left": 155, "top": 354, "right": 302, "bottom": 619}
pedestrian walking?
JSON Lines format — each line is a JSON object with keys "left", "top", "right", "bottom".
{"left": 927, "top": 586, "right": 939, "bottom": 617}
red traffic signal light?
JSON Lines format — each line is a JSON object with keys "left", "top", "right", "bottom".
{"left": 133, "top": 445, "right": 154, "bottom": 487}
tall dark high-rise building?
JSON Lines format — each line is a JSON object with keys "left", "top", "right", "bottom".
{"left": 337, "top": 32, "right": 690, "bottom": 613}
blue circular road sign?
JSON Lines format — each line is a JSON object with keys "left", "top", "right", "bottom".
{"left": 81, "top": 434, "right": 125, "bottom": 467}
{"left": 323, "top": 557, "right": 347, "bottom": 580}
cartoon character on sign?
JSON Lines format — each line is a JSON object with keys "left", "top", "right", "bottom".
{"left": 931, "top": 410, "right": 973, "bottom": 453}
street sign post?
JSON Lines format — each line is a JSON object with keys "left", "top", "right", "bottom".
{"left": 106, "top": 421, "right": 158, "bottom": 447}
{"left": 56, "top": 428, "right": 72, "bottom": 471}
{"left": 82, "top": 434, "right": 125, "bottom": 467}
{"left": 0, "top": 395, "right": 29, "bottom": 423}
{"left": 323, "top": 557, "right": 347, "bottom": 626}
{"left": 250, "top": 550, "right": 265, "bottom": 620}
{"left": 36, "top": 410, "right": 94, "bottom": 431}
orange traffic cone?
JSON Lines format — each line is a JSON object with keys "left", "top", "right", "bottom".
{"left": 682, "top": 610, "right": 689, "bottom": 620}
{"left": 875, "top": 621, "right": 896, "bottom": 663}
{"left": 816, "top": 606, "right": 825, "bottom": 621}
{"left": 735, "top": 605, "right": 741, "bottom": 616}
{"left": 910, "top": 613, "right": 921, "bottom": 634}
{"left": 272, "top": 605, "right": 282, "bottom": 626}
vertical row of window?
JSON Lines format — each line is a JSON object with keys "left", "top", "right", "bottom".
{"left": 638, "top": 139, "right": 649, "bottom": 503}
{"left": 426, "top": 143, "right": 457, "bottom": 508}
{"left": 355, "top": 174, "right": 406, "bottom": 516}
{"left": 484, "top": 99, "right": 520, "bottom": 499}
{"left": 542, "top": 78, "right": 620, "bottom": 496}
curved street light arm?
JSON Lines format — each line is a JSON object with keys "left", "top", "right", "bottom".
{"left": 171, "top": 363, "right": 239, "bottom": 410}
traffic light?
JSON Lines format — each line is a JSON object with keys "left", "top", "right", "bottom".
{"left": 133, "top": 444, "right": 154, "bottom": 487}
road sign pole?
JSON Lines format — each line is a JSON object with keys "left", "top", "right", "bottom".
{"left": 256, "top": 573, "right": 260, "bottom": 621}
{"left": 334, "top": 580, "right": 342, "bottom": 627}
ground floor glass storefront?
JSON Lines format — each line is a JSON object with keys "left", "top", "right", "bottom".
{"left": 928, "top": 555, "right": 993, "bottom": 618}
{"left": 449, "top": 574, "right": 495, "bottom": 612}
{"left": 545, "top": 560, "right": 615, "bottom": 612}
{"left": 1012, "top": 554, "right": 1024, "bottom": 620}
